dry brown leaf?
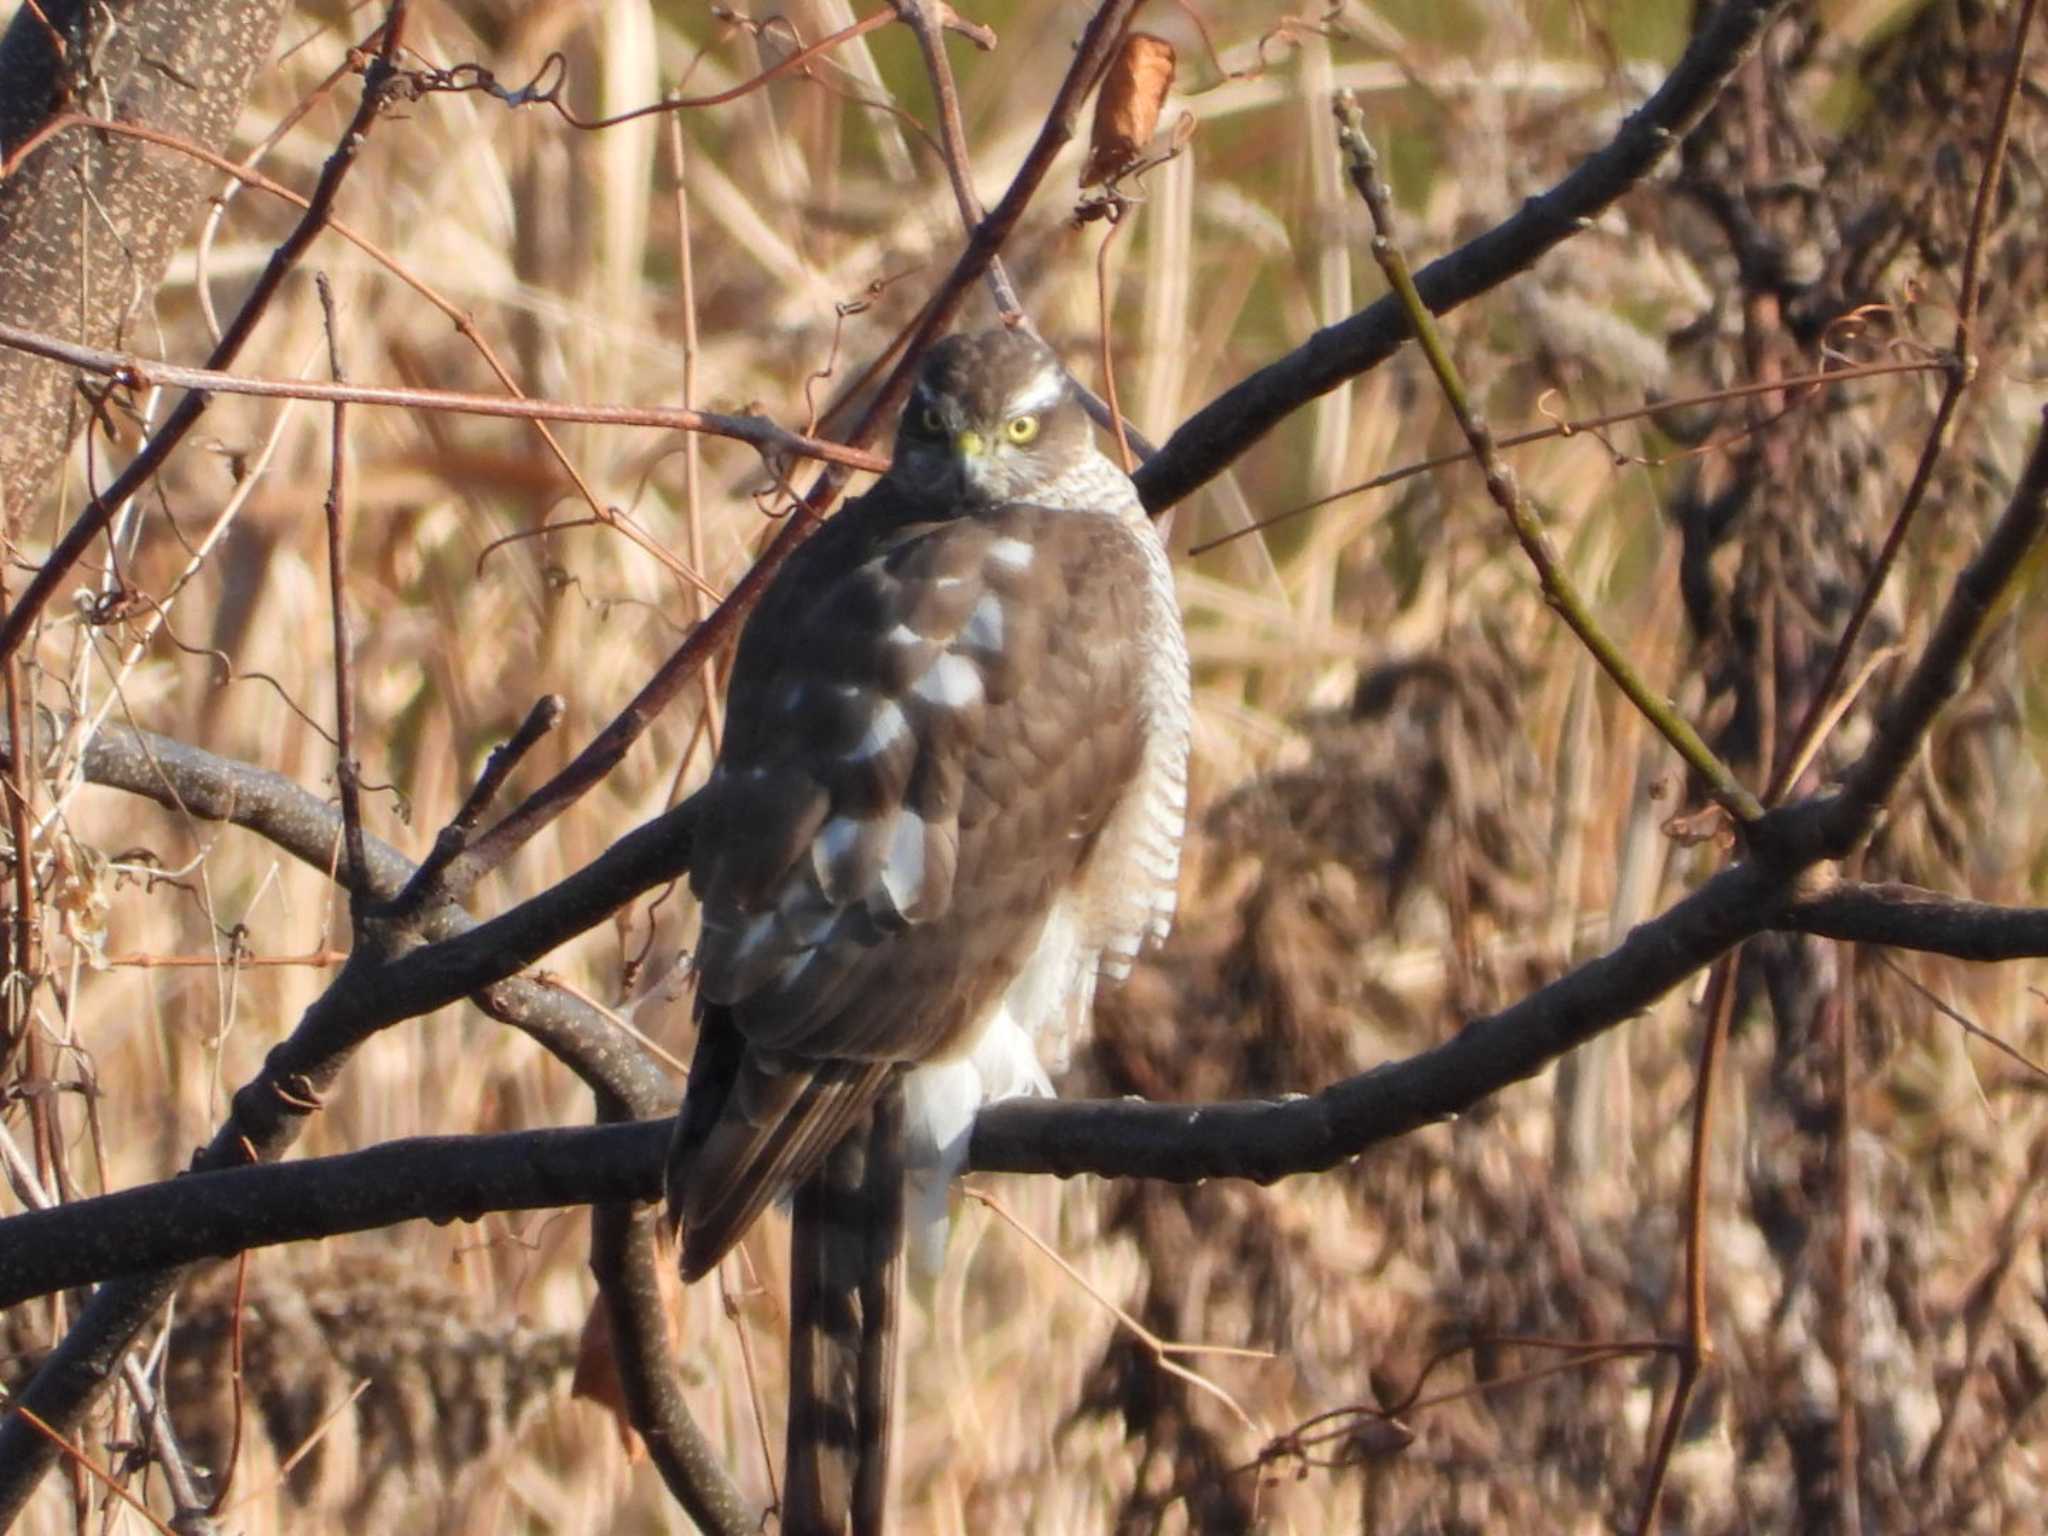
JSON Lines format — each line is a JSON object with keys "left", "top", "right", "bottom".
{"left": 1083, "top": 32, "right": 1176, "bottom": 186}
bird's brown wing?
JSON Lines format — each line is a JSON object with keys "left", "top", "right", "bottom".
{"left": 667, "top": 493, "right": 1156, "bottom": 1279}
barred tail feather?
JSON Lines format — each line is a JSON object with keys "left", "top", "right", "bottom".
{"left": 784, "top": 1091, "right": 906, "bottom": 1536}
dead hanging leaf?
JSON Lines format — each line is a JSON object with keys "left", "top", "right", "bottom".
{"left": 571, "top": 1229, "right": 685, "bottom": 1460}
{"left": 1083, "top": 32, "right": 1176, "bottom": 187}
{"left": 1661, "top": 802, "right": 1737, "bottom": 849}
{"left": 572, "top": 1296, "right": 643, "bottom": 1459}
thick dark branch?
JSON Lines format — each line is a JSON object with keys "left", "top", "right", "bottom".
{"left": 1803, "top": 410, "right": 2048, "bottom": 857}
{"left": 590, "top": 1200, "right": 758, "bottom": 1536}
{"left": 1780, "top": 882, "right": 2048, "bottom": 961}
{"left": 1130, "top": 0, "right": 1787, "bottom": 514}
{"left": 64, "top": 718, "right": 674, "bottom": 1115}
{"left": 0, "top": 1125, "right": 663, "bottom": 1306}
{"left": 11, "top": 862, "right": 2048, "bottom": 1301}
{"left": 974, "top": 855, "right": 1772, "bottom": 1179}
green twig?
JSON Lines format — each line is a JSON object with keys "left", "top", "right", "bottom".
{"left": 1332, "top": 91, "right": 1765, "bottom": 825}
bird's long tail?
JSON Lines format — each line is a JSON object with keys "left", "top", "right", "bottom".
{"left": 782, "top": 1088, "right": 906, "bottom": 1536}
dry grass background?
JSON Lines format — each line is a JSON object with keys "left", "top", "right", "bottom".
{"left": 7, "top": 0, "right": 2048, "bottom": 1530}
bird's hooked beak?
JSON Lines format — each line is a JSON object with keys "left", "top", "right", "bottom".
{"left": 953, "top": 429, "right": 995, "bottom": 494}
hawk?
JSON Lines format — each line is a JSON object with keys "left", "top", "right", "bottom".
{"left": 666, "top": 327, "right": 1190, "bottom": 1282}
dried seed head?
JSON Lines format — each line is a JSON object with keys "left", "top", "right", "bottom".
{"left": 1082, "top": 32, "right": 1177, "bottom": 187}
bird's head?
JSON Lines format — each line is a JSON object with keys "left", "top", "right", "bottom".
{"left": 889, "top": 329, "right": 1089, "bottom": 507}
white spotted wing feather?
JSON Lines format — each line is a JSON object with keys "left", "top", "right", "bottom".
{"left": 674, "top": 444, "right": 1187, "bottom": 1278}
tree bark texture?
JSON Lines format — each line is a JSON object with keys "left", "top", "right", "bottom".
{"left": 0, "top": 0, "right": 286, "bottom": 525}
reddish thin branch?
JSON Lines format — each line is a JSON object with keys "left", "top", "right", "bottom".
{"left": 0, "top": 321, "right": 891, "bottom": 474}
{"left": 438, "top": 0, "right": 1151, "bottom": 894}
{"left": 895, "top": 0, "right": 1159, "bottom": 458}
{"left": 1, "top": 110, "right": 634, "bottom": 563}
{"left": 0, "top": 10, "right": 412, "bottom": 672}
{"left": 1634, "top": 959, "right": 1738, "bottom": 1535}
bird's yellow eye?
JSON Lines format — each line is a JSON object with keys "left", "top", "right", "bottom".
{"left": 1005, "top": 414, "right": 1040, "bottom": 444}
{"left": 921, "top": 407, "right": 946, "bottom": 434}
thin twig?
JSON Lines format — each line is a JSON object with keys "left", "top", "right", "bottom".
{"left": 1332, "top": 92, "right": 1765, "bottom": 823}
{"left": 716, "top": 1266, "right": 782, "bottom": 1514}
{"left": 1876, "top": 952, "right": 2048, "bottom": 1084}
{"left": 215, "top": 1379, "right": 371, "bottom": 1516}
{"left": 205, "top": 1253, "right": 251, "bottom": 1518}
{"left": 0, "top": 111, "right": 699, "bottom": 598}
{"left": 0, "top": 8, "right": 414, "bottom": 671}
{"left": 118, "top": 1356, "right": 219, "bottom": 1534}
{"left": 5, "top": 1403, "right": 179, "bottom": 1536}
{"left": 1252, "top": 1337, "right": 1680, "bottom": 1478}
{"left": 315, "top": 274, "right": 368, "bottom": 932}
{"left": 1832, "top": 939, "right": 1862, "bottom": 1536}
{"left": 1185, "top": 355, "right": 1942, "bottom": 556}
{"left": 101, "top": 951, "right": 349, "bottom": 969}
{"left": 439, "top": 0, "right": 1150, "bottom": 893}
{"left": 1, "top": 588, "right": 39, "bottom": 1122}
{"left": 1634, "top": 959, "right": 1738, "bottom": 1536}
{"left": 0, "top": 323, "right": 890, "bottom": 475}
{"left": 964, "top": 1185, "right": 1267, "bottom": 1436}
{"left": 411, "top": 8, "right": 897, "bottom": 129}
{"left": 1094, "top": 212, "right": 1136, "bottom": 473}
{"left": 387, "top": 696, "right": 565, "bottom": 915}
{"left": 1767, "top": 0, "right": 2040, "bottom": 801}
{"left": 893, "top": 0, "right": 1159, "bottom": 459}
{"left": 665, "top": 109, "right": 724, "bottom": 777}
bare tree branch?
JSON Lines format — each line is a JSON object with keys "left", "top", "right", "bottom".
{"left": 13, "top": 858, "right": 2048, "bottom": 1305}
{"left": 589, "top": 1199, "right": 758, "bottom": 1536}
{"left": 1779, "top": 882, "right": 2048, "bottom": 961}
{"left": 1766, "top": 407, "right": 2048, "bottom": 864}
{"left": 0, "top": 1124, "right": 663, "bottom": 1306}
{"left": 0, "top": 709, "right": 693, "bottom": 1520}
{"left": 1130, "top": 0, "right": 1789, "bottom": 515}
{"left": 0, "top": 321, "right": 893, "bottom": 474}
{"left": 59, "top": 717, "right": 673, "bottom": 1114}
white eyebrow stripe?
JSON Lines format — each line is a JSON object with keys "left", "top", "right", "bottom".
{"left": 1005, "top": 366, "right": 1067, "bottom": 417}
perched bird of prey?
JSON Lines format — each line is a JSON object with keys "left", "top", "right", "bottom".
{"left": 666, "top": 327, "right": 1190, "bottom": 1283}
